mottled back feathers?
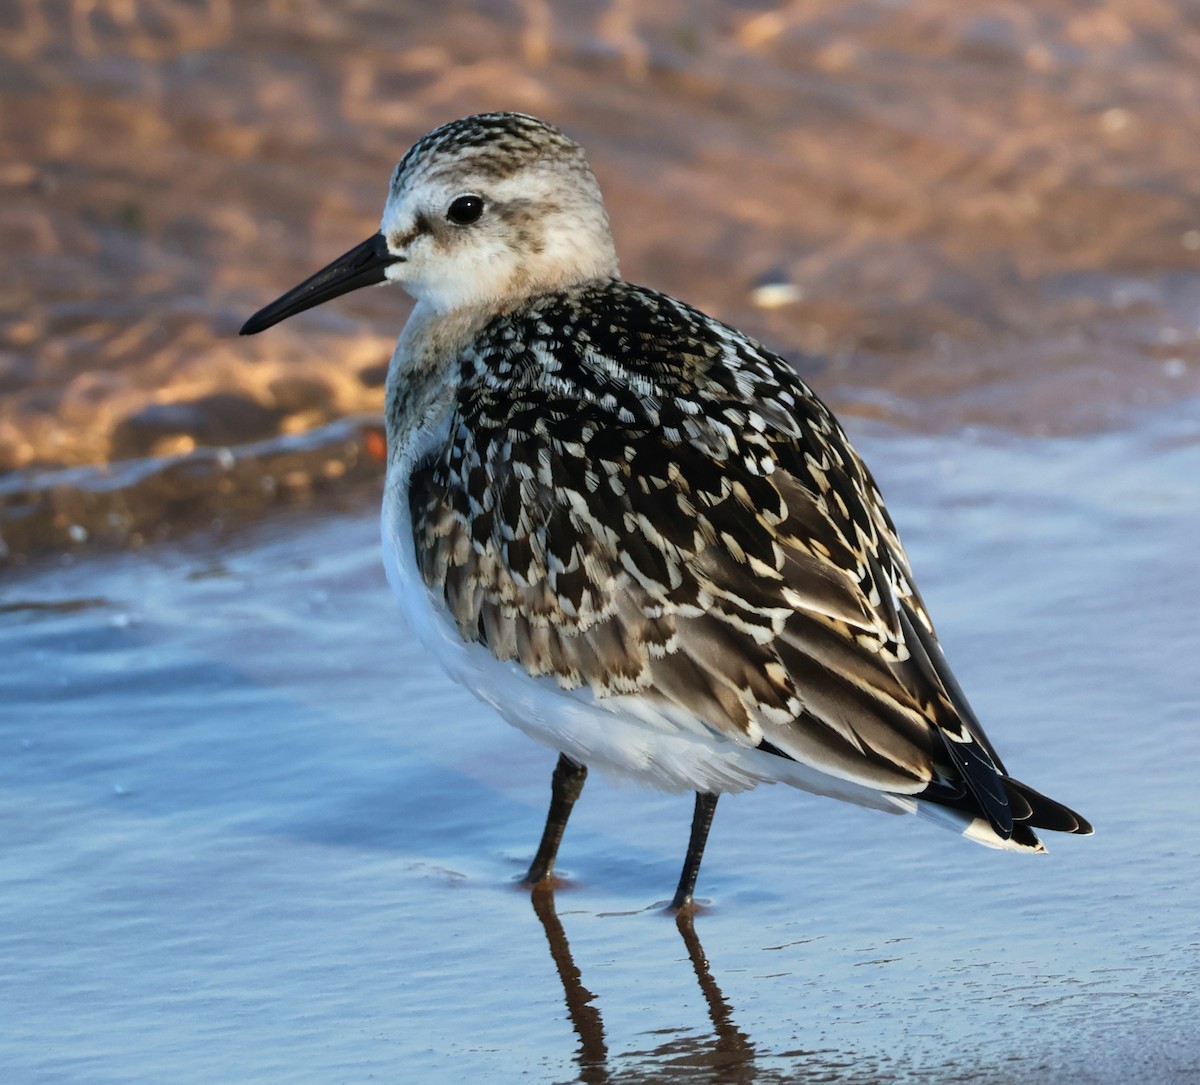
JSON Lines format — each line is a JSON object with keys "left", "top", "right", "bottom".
{"left": 405, "top": 278, "right": 1088, "bottom": 843}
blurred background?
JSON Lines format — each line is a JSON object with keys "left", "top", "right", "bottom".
{"left": 4, "top": 0, "right": 1200, "bottom": 560}
{"left": 3, "top": 5, "right": 1200, "bottom": 1083}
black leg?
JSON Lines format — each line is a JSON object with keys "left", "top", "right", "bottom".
{"left": 670, "top": 792, "right": 719, "bottom": 911}
{"left": 523, "top": 753, "right": 588, "bottom": 885}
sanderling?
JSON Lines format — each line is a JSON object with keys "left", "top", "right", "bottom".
{"left": 241, "top": 112, "right": 1091, "bottom": 911}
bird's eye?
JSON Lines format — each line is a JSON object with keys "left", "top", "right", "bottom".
{"left": 446, "top": 195, "right": 484, "bottom": 225}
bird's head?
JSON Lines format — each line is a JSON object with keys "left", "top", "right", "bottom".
{"left": 240, "top": 112, "right": 618, "bottom": 335}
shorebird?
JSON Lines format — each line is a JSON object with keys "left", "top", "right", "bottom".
{"left": 241, "top": 112, "right": 1091, "bottom": 910}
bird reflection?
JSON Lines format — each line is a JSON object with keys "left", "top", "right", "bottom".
{"left": 675, "top": 911, "right": 755, "bottom": 1077}
{"left": 529, "top": 888, "right": 757, "bottom": 1083}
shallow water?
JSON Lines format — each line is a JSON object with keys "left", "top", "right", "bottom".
{"left": 3, "top": 406, "right": 1198, "bottom": 1083}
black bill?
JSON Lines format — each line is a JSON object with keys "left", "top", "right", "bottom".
{"left": 239, "top": 232, "right": 402, "bottom": 336}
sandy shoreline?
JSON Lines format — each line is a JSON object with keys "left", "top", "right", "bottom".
{"left": 5, "top": 2, "right": 1200, "bottom": 562}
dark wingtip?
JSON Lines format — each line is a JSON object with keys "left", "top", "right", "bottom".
{"left": 1005, "top": 777, "right": 1093, "bottom": 836}
{"left": 1070, "top": 811, "right": 1095, "bottom": 836}
{"left": 918, "top": 770, "right": 1092, "bottom": 841}
{"left": 939, "top": 730, "right": 1015, "bottom": 839}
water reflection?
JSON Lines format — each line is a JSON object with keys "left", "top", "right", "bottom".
{"left": 3, "top": 422, "right": 1197, "bottom": 1082}
{"left": 674, "top": 913, "right": 755, "bottom": 1080}
{"left": 530, "top": 888, "right": 762, "bottom": 1084}
{"left": 530, "top": 888, "right": 609, "bottom": 1081}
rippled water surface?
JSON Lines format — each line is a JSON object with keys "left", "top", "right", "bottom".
{"left": 3, "top": 2, "right": 1200, "bottom": 1081}
{"left": 4, "top": 409, "right": 1199, "bottom": 1083}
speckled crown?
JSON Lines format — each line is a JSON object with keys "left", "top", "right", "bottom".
{"left": 391, "top": 112, "right": 583, "bottom": 194}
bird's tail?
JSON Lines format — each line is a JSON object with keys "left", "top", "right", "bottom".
{"left": 915, "top": 774, "right": 1092, "bottom": 853}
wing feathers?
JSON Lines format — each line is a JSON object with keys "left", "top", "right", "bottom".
{"left": 407, "top": 279, "right": 1089, "bottom": 843}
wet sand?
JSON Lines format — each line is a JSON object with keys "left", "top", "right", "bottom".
{"left": 2, "top": 2, "right": 1200, "bottom": 1081}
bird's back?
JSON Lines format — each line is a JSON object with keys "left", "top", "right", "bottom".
{"left": 404, "top": 277, "right": 1091, "bottom": 848}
